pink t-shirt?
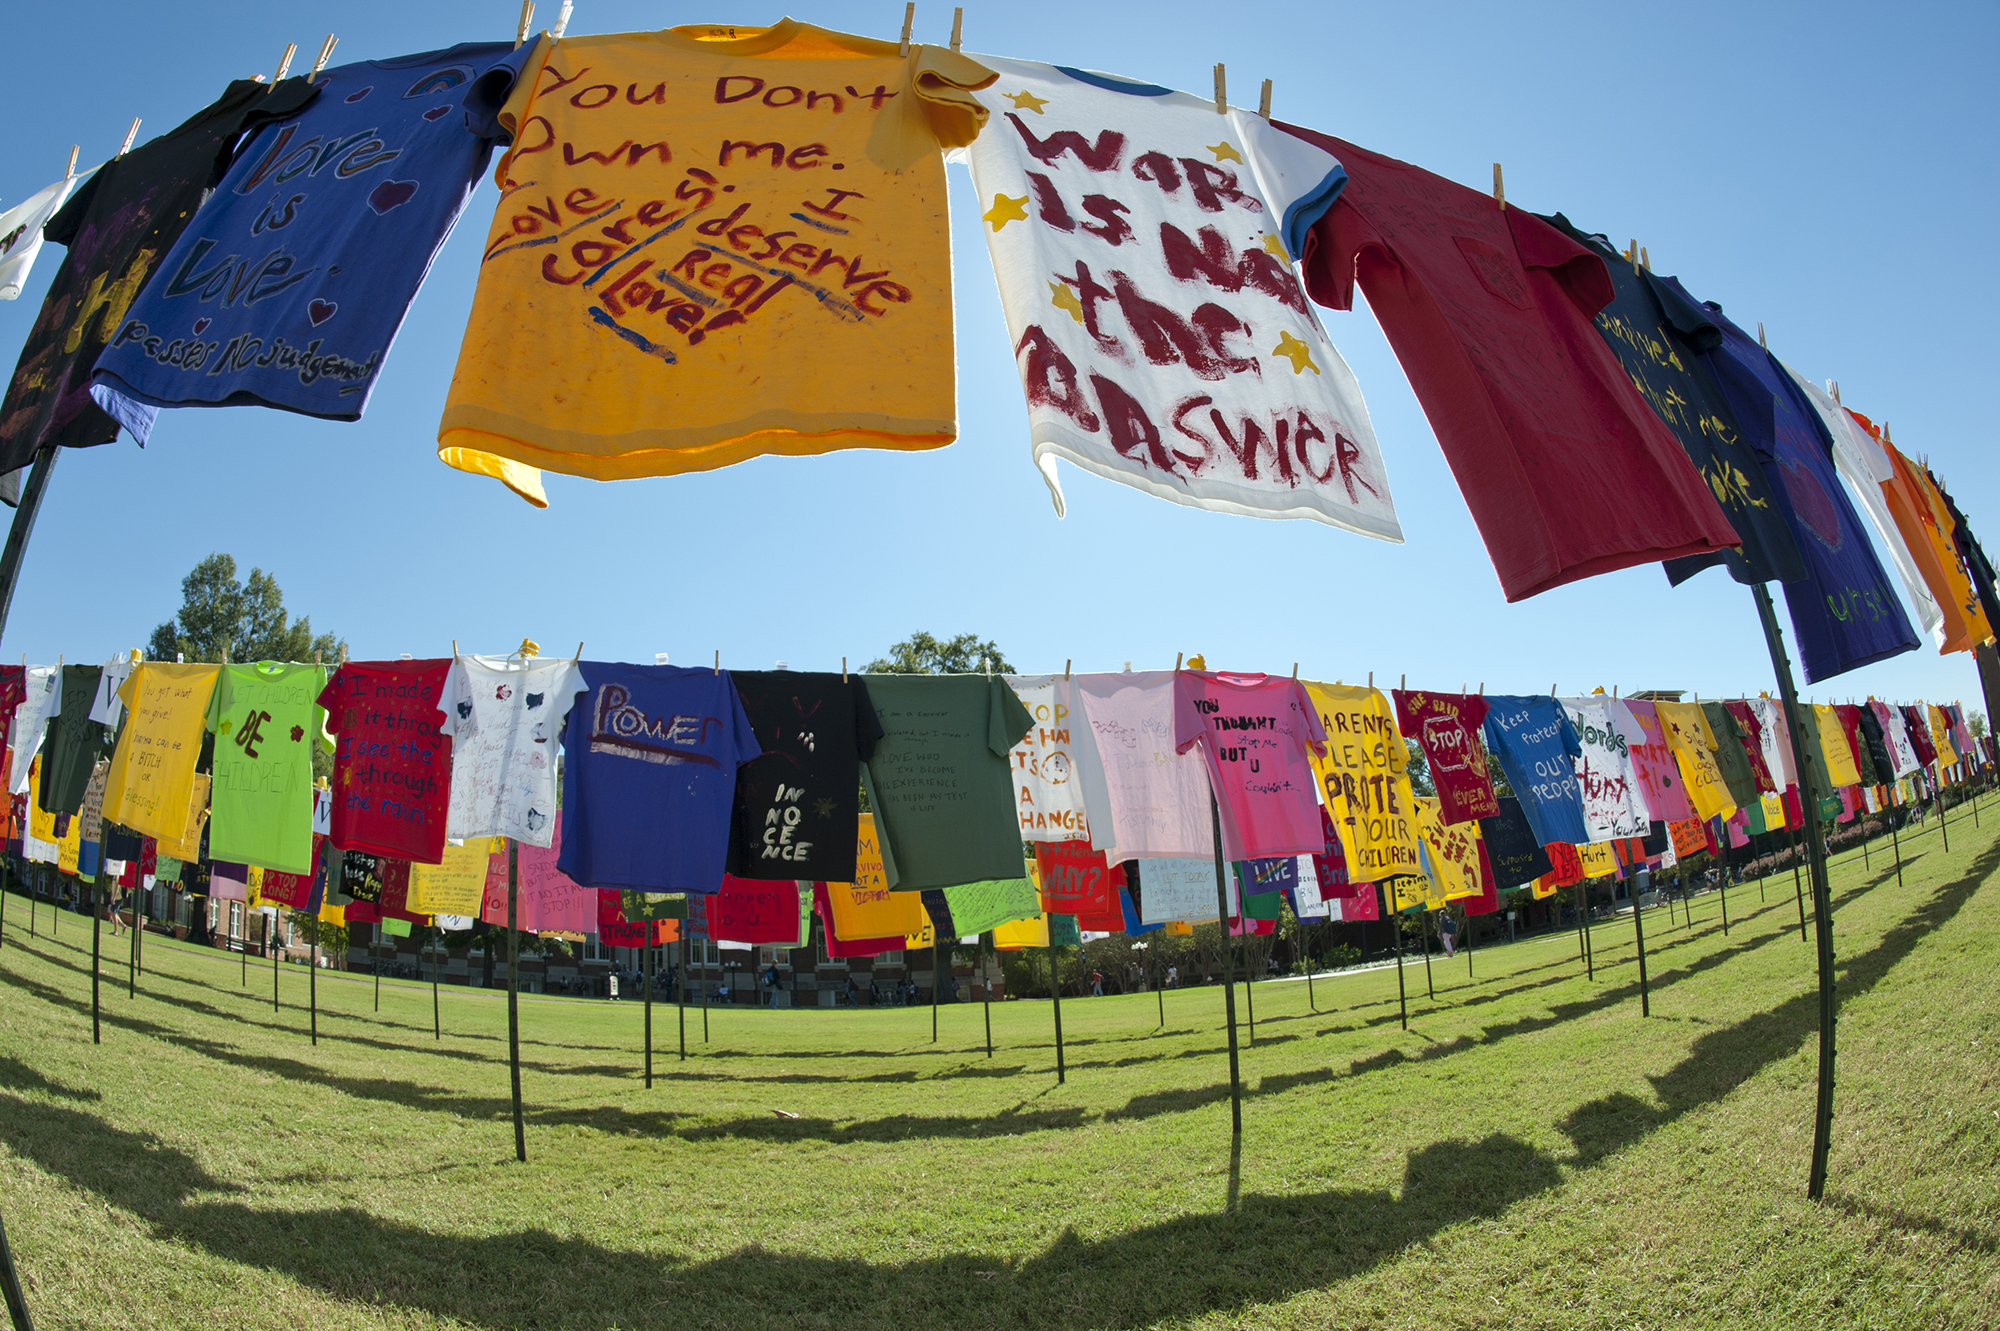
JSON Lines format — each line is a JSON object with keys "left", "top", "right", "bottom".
{"left": 1612, "top": 700, "right": 1695, "bottom": 823}
{"left": 1072, "top": 671, "right": 1215, "bottom": 862}
{"left": 1173, "top": 672, "right": 1328, "bottom": 859}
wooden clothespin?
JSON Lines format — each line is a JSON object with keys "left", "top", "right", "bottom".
{"left": 309, "top": 34, "right": 339, "bottom": 79}
{"left": 1400, "top": 674, "right": 1406, "bottom": 691}
{"left": 1550, "top": 682, "right": 1557, "bottom": 696}
{"left": 1628, "top": 239, "right": 1639, "bottom": 272}
{"left": 1757, "top": 322, "right": 1767, "bottom": 348}
{"left": 899, "top": 2, "right": 915, "bottom": 56}
{"left": 552, "top": 0, "right": 573, "bottom": 38}
{"left": 1368, "top": 671, "right": 1374, "bottom": 688}
{"left": 574, "top": 641, "right": 584, "bottom": 661}
{"left": 1258, "top": 79, "right": 1273, "bottom": 121}
{"left": 515, "top": 0, "right": 536, "bottom": 49}
{"left": 714, "top": 649, "right": 721, "bottom": 675}
{"left": 842, "top": 656, "right": 848, "bottom": 682}
{"left": 451, "top": 639, "right": 459, "bottom": 659}
{"left": 1174, "top": 652, "right": 1184, "bottom": 673}
{"left": 1064, "top": 659, "right": 1072, "bottom": 681}
{"left": 271, "top": 41, "right": 298, "bottom": 86}
{"left": 1640, "top": 246, "right": 1651, "bottom": 272}
{"left": 1213, "top": 64, "right": 1227, "bottom": 115}
{"left": 1829, "top": 380, "right": 1842, "bottom": 404}
{"left": 117, "top": 118, "right": 142, "bottom": 158}
{"left": 64, "top": 145, "right": 78, "bottom": 179}
{"left": 949, "top": 6, "right": 963, "bottom": 50}
{"left": 1492, "top": 163, "right": 1505, "bottom": 210}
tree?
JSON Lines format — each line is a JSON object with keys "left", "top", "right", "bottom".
{"left": 864, "top": 631, "right": 1014, "bottom": 676}
{"left": 148, "top": 554, "right": 344, "bottom": 665}
{"left": 1970, "top": 711, "right": 1988, "bottom": 738}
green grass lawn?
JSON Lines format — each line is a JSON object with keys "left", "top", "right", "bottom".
{"left": 1, "top": 811, "right": 1996, "bottom": 1330}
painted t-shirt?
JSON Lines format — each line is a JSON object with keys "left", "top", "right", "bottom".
{"left": 105, "top": 664, "right": 220, "bottom": 843}
{"left": 1830, "top": 704, "right": 1879, "bottom": 787}
{"left": 36, "top": 665, "right": 106, "bottom": 816}
{"left": 953, "top": 55, "right": 1398, "bottom": 538}
{"left": 1559, "top": 695, "right": 1651, "bottom": 841}
{"left": 1480, "top": 695, "right": 1587, "bottom": 847}
{"left": 1172, "top": 671, "right": 1325, "bottom": 858}
{"left": 0, "top": 175, "right": 79, "bottom": 301}
{"left": 557, "top": 663, "right": 759, "bottom": 891}
{"left": 820, "top": 813, "right": 927, "bottom": 939}
{"left": 91, "top": 45, "right": 537, "bottom": 434}
{"left": 1414, "top": 797, "right": 1486, "bottom": 902}
{"left": 1809, "top": 703, "right": 1862, "bottom": 787}
{"left": 439, "top": 654, "right": 587, "bottom": 846}
{"left": 1653, "top": 701, "right": 1737, "bottom": 820}
{"left": 1865, "top": 421, "right": 1991, "bottom": 655}
{"left": 1701, "top": 701, "right": 1762, "bottom": 809}
{"left": 1392, "top": 689, "right": 1498, "bottom": 825}
{"left": 1072, "top": 670, "right": 1213, "bottom": 863}
{"left": 1721, "top": 700, "right": 1776, "bottom": 793}
{"left": 7, "top": 665, "right": 61, "bottom": 794}
{"left": 1301, "top": 681, "right": 1420, "bottom": 883}
{"left": 1002, "top": 674, "right": 1090, "bottom": 842}
{"left": 205, "top": 662, "right": 327, "bottom": 873}
{"left": 317, "top": 659, "right": 453, "bottom": 862}
{"left": 437, "top": 22, "right": 998, "bottom": 505}
{"left": 1478, "top": 796, "right": 1554, "bottom": 885}
{"left": 1870, "top": 699, "right": 1921, "bottom": 777}
{"left": 726, "top": 670, "right": 880, "bottom": 881}
{"left": 1749, "top": 696, "right": 1800, "bottom": 788}
{"left": 1033, "top": 838, "right": 1124, "bottom": 918}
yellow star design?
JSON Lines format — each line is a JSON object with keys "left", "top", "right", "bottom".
{"left": 983, "top": 193, "right": 1030, "bottom": 232}
{"left": 1271, "top": 330, "right": 1320, "bottom": 375}
{"left": 1049, "top": 281, "right": 1084, "bottom": 323}
{"left": 1004, "top": 89, "right": 1050, "bottom": 113}
{"left": 1260, "top": 233, "right": 1290, "bottom": 259}
{"left": 1208, "top": 141, "right": 1243, "bottom": 163}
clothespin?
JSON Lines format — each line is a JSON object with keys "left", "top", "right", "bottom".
{"left": 309, "top": 34, "right": 339, "bottom": 79}
{"left": 1551, "top": 682, "right": 1557, "bottom": 696}
{"left": 63, "top": 145, "right": 78, "bottom": 178}
{"left": 1213, "top": 64, "right": 1227, "bottom": 114}
{"left": 1629, "top": 239, "right": 1639, "bottom": 273}
{"left": 899, "top": 2, "right": 915, "bottom": 56}
{"left": 1258, "top": 79, "right": 1273, "bottom": 121}
{"left": 842, "top": 656, "right": 848, "bottom": 682}
{"left": 1368, "top": 671, "right": 1374, "bottom": 688}
{"left": 552, "top": 1, "right": 573, "bottom": 38}
{"left": 117, "top": 118, "right": 142, "bottom": 157}
{"left": 1640, "top": 246, "right": 1650, "bottom": 272}
{"left": 1829, "top": 380, "right": 1842, "bottom": 404}
{"left": 949, "top": 6, "right": 962, "bottom": 50}
{"left": 1400, "top": 674, "right": 1406, "bottom": 691}
{"left": 515, "top": 0, "right": 536, "bottom": 48}
{"left": 1757, "top": 322, "right": 1767, "bottom": 348}
{"left": 1291, "top": 662, "right": 1298, "bottom": 678}
{"left": 271, "top": 41, "right": 298, "bottom": 86}
{"left": 451, "top": 639, "right": 459, "bottom": 659}
{"left": 714, "top": 649, "right": 721, "bottom": 675}
{"left": 575, "top": 641, "right": 584, "bottom": 661}
{"left": 1175, "top": 652, "right": 1183, "bottom": 673}
{"left": 1492, "top": 163, "right": 1505, "bottom": 210}
{"left": 1064, "top": 659, "right": 1071, "bottom": 681}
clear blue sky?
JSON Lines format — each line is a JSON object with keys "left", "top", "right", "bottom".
{"left": 1, "top": 1, "right": 1994, "bottom": 712}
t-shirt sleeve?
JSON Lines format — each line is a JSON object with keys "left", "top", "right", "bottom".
{"left": 1508, "top": 206, "right": 1613, "bottom": 318}
{"left": 1172, "top": 677, "right": 1204, "bottom": 755}
{"left": 849, "top": 677, "right": 884, "bottom": 762}
{"left": 43, "top": 169, "right": 101, "bottom": 247}
{"left": 550, "top": 661, "right": 590, "bottom": 726}
{"left": 205, "top": 672, "right": 225, "bottom": 733}
{"left": 1647, "top": 271, "right": 1725, "bottom": 350}
{"left": 314, "top": 668, "right": 345, "bottom": 732}
{"left": 1558, "top": 707, "right": 1582, "bottom": 761}
{"left": 911, "top": 47, "right": 999, "bottom": 149}
{"left": 468, "top": 34, "right": 548, "bottom": 141}
{"left": 438, "top": 660, "right": 474, "bottom": 739}
{"left": 491, "top": 36, "right": 556, "bottom": 180}
{"left": 725, "top": 680, "right": 761, "bottom": 767}
{"left": 1291, "top": 681, "right": 1327, "bottom": 753}
{"left": 1391, "top": 689, "right": 1419, "bottom": 739}
{"left": 990, "top": 676, "right": 1034, "bottom": 758}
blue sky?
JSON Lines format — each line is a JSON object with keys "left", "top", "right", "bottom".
{"left": 1, "top": 1, "right": 1994, "bottom": 712}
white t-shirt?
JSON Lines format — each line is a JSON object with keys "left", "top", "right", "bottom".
{"left": 0, "top": 175, "right": 77, "bottom": 302}
{"left": 1870, "top": 700, "right": 1922, "bottom": 778}
{"left": 88, "top": 657, "right": 135, "bottom": 728}
{"left": 1748, "top": 697, "right": 1800, "bottom": 789}
{"left": 1292, "top": 853, "right": 1332, "bottom": 919}
{"left": 1072, "top": 670, "right": 1218, "bottom": 862}
{"left": 8, "top": 665, "right": 61, "bottom": 794}
{"left": 1135, "top": 856, "right": 1227, "bottom": 924}
{"left": 1560, "top": 696, "right": 1652, "bottom": 841}
{"left": 1002, "top": 674, "right": 1090, "bottom": 842}
{"left": 952, "top": 55, "right": 1401, "bottom": 539}
{"left": 440, "top": 655, "right": 587, "bottom": 847}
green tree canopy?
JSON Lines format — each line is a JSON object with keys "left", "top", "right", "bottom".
{"left": 147, "top": 554, "right": 344, "bottom": 665}
{"left": 864, "top": 631, "right": 1014, "bottom": 675}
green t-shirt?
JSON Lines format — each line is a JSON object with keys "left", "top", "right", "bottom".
{"left": 1700, "top": 702, "right": 1760, "bottom": 810}
{"left": 205, "top": 661, "right": 328, "bottom": 874}
{"left": 37, "top": 665, "right": 108, "bottom": 816}
{"left": 860, "top": 674, "right": 1034, "bottom": 891}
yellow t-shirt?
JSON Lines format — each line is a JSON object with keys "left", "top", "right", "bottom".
{"left": 408, "top": 838, "right": 498, "bottom": 916}
{"left": 1302, "top": 681, "right": 1422, "bottom": 882}
{"left": 439, "top": 23, "right": 998, "bottom": 504}
{"left": 823, "top": 814, "right": 927, "bottom": 940}
{"left": 1760, "top": 791, "right": 1788, "bottom": 832}
{"left": 154, "top": 773, "right": 210, "bottom": 863}
{"left": 26, "top": 758, "right": 56, "bottom": 849}
{"left": 1576, "top": 841, "right": 1619, "bottom": 879}
{"left": 1927, "top": 705, "right": 1958, "bottom": 769}
{"left": 1654, "top": 701, "right": 1735, "bottom": 820}
{"left": 1414, "top": 796, "right": 1485, "bottom": 901}
{"left": 1810, "top": 704, "right": 1861, "bottom": 786}
{"left": 992, "top": 912, "right": 1049, "bottom": 950}
{"left": 104, "top": 664, "right": 220, "bottom": 843}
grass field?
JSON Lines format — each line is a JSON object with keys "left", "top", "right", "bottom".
{"left": 0, "top": 812, "right": 1996, "bottom": 1330}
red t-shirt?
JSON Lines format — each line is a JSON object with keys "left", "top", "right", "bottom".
{"left": 1723, "top": 700, "right": 1775, "bottom": 793}
{"left": 1034, "top": 841, "right": 1124, "bottom": 919}
{"left": 1278, "top": 126, "right": 1738, "bottom": 601}
{"left": 316, "top": 660, "right": 453, "bottom": 863}
{"left": 1392, "top": 689, "right": 1498, "bottom": 824}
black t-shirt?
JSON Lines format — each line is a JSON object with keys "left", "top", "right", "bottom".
{"left": 341, "top": 851, "right": 384, "bottom": 904}
{"left": 1541, "top": 214, "right": 1804, "bottom": 589}
{"left": 726, "top": 671, "right": 882, "bottom": 882}
{"left": 37, "top": 664, "right": 106, "bottom": 815}
{"left": 0, "top": 76, "right": 318, "bottom": 475}
{"left": 1476, "top": 797, "right": 1553, "bottom": 885}
{"left": 1854, "top": 705, "right": 1895, "bottom": 780}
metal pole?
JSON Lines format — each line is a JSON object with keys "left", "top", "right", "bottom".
{"left": 270, "top": 913, "right": 279, "bottom": 1012}
{"left": 240, "top": 901, "right": 247, "bottom": 986}
{"left": 0, "top": 857, "right": 8, "bottom": 951}
{"left": 1243, "top": 933, "right": 1256, "bottom": 1047}
{"left": 701, "top": 945, "right": 710, "bottom": 1043}
{"left": 1630, "top": 869, "right": 1650, "bottom": 1017}
{"left": 982, "top": 936, "right": 993, "bottom": 1058}
{"left": 1420, "top": 910, "right": 1435, "bottom": 1000}
{"left": 131, "top": 878, "right": 143, "bottom": 994}
{"left": 1206, "top": 793, "right": 1241, "bottom": 1134}
{"left": 0, "top": 445, "right": 60, "bottom": 648}
{"left": 506, "top": 838, "right": 525, "bottom": 1163}
{"left": 644, "top": 933, "right": 654, "bottom": 1089}
{"left": 1752, "top": 581, "right": 1838, "bottom": 1201}
{"left": 1889, "top": 817, "right": 1904, "bottom": 888}
{"left": 931, "top": 938, "right": 940, "bottom": 1043}
{"left": 0, "top": 1205, "right": 36, "bottom": 1331}
{"left": 1574, "top": 879, "right": 1589, "bottom": 974}
{"left": 1720, "top": 868, "right": 1730, "bottom": 935}
{"left": 1154, "top": 945, "right": 1164, "bottom": 1029}
{"left": 1938, "top": 771, "right": 1952, "bottom": 854}
{"left": 1046, "top": 944, "right": 1066, "bottom": 1083}
{"left": 1390, "top": 887, "right": 1407, "bottom": 1031}
{"left": 91, "top": 882, "right": 101, "bottom": 1044}
{"left": 373, "top": 935, "right": 381, "bottom": 1012}
{"left": 1464, "top": 911, "right": 1475, "bottom": 978}
{"left": 309, "top": 914, "right": 319, "bottom": 1046}
{"left": 1790, "top": 824, "right": 1808, "bottom": 942}
{"left": 677, "top": 934, "right": 687, "bottom": 1061}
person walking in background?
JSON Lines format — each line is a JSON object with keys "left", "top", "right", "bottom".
{"left": 1438, "top": 911, "right": 1458, "bottom": 958}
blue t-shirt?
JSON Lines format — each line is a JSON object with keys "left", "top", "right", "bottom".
{"left": 1670, "top": 283, "right": 1919, "bottom": 684}
{"left": 557, "top": 664, "right": 760, "bottom": 893}
{"left": 90, "top": 42, "right": 533, "bottom": 436}
{"left": 1481, "top": 696, "right": 1588, "bottom": 848}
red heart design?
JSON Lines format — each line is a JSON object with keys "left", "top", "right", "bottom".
{"left": 192, "top": 319, "right": 210, "bottom": 335}
{"left": 308, "top": 300, "right": 337, "bottom": 326}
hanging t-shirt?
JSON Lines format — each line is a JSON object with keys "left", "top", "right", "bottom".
{"left": 1279, "top": 127, "right": 1737, "bottom": 601}
{"left": 1301, "top": 681, "right": 1421, "bottom": 883}
{"left": 725, "top": 670, "right": 880, "bottom": 881}
{"left": 1856, "top": 419, "right": 1990, "bottom": 654}
{"left": 37, "top": 665, "right": 107, "bottom": 816}
{"left": 1392, "top": 689, "right": 1498, "bottom": 825}
{"left": 155, "top": 773, "right": 210, "bottom": 863}
{"left": 1832, "top": 704, "right": 1880, "bottom": 788}
{"left": 1033, "top": 839, "right": 1124, "bottom": 918}
{"left": 1652, "top": 700, "right": 1737, "bottom": 820}
{"left": 1674, "top": 288, "right": 1918, "bottom": 683}
{"left": 821, "top": 813, "right": 928, "bottom": 939}
{"left": 205, "top": 662, "right": 326, "bottom": 873}
{"left": 316, "top": 659, "right": 453, "bottom": 862}
{"left": 1927, "top": 705, "right": 1958, "bottom": 769}
{"left": 407, "top": 837, "right": 495, "bottom": 915}
{"left": 1721, "top": 700, "right": 1776, "bottom": 794}
{"left": 90, "top": 45, "right": 538, "bottom": 435}
{"left": 1071, "top": 670, "right": 1213, "bottom": 863}
{"left": 1749, "top": 696, "right": 1800, "bottom": 789}
{"left": 436, "top": 23, "right": 999, "bottom": 506}
{"left": 439, "top": 654, "right": 586, "bottom": 846}
{"left": 1794, "top": 707, "right": 1838, "bottom": 804}
{"left": 1700, "top": 701, "right": 1762, "bottom": 810}
{"left": 0, "top": 78, "right": 319, "bottom": 485}
{"left": 1559, "top": 695, "right": 1651, "bottom": 841}
{"left": 1871, "top": 699, "right": 1921, "bottom": 777}
{"left": 1809, "top": 704, "right": 1862, "bottom": 787}
{"left": 860, "top": 674, "right": 1033, "bottom": 890}
{"left": 1541, "top": 214, "right": 1804, "bottom": 590}
{"left": 557, "top": 663, "right": 759, "bottom": 890}
{"left": 0, "top": 175, "right": 79, "bottom": 302}
{"left": 7, "top": 665, "right": 61, "bottom": 794}
{"left": 1481, "top": 695, "right": 1587, "bottom": 847}
{"left": 1131, "top": 856, "right": 1228, "bottom": 924}
{"left": 1477, "top": 796, "right": 1554, "bottom": 885}
{"left": 1901, "top": 705, "right": 1937, "bottom": 768}
{"left": 1001, "top": 674, "right": 1090, "bottom": 842}
{"left": 953, "top": 56, "right": 1398, "bottom": 538}
{"left": 1172, "top": 671, "right": 1326, "bottom": 858}
{"left": 104, "top": 663, "right": 220, "bottom": 842}
{"left": 1413, "top": 797, "right": 1485, "bottom": 901}
{"left": 87, "top": 657, "right": 136, "bottom": 729}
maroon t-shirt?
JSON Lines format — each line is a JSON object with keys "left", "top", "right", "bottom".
{"left": 316, "top": 660, "right": 453, "bottom": 863}
{"left": 1278, "top": 126, "right": 1738, "bottom": 601}
{"left": 1392, "top": 689, "right": 1499, "bottom": 824}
